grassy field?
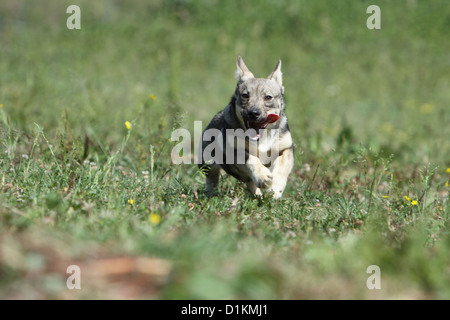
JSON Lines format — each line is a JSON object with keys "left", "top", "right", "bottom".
{"left": 0, "top": 0, "right": 449, "bottom": 299}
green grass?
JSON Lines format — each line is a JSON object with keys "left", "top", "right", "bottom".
{"left": 0, "top": 0, "right": 449, "bottom": 299}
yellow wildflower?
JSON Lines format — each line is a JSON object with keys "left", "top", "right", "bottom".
{"left": 420, "top": 103, "right": 433, "bottom": 114}
{"left": 380, "top": 122, "right": 394, "bottom": 134}
{"left": 382, "top": 195, "right": 388, "bottom": 199}
{"left": 404, "top": 195, "right": 411, "bottom": 202}
{"left": 149, "top": 94, "right": 156, "bottom": 101}
{"left": 445, "top": 181, "right": 449, "bottom": 187}
{"left": 0, "top": 104, "right": 3, "bottom": 109}
{"left": 411, "top": 200, "right": 418, "bottom": 206}
{"left": 125, "top": 121, "right": 131, "bottom": 130}
{"left": 446, "top": 168, "right": 450, "bottom": 174}
{"left": 127, "top": 199, "right": 134, "bottom": 205}
{"left": 149, "top": 213, "right": 161, "bottom": 225}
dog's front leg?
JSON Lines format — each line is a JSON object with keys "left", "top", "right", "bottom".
{"left": 246, "top": 154, "right": 273, "bottom": 190}
{"left": 268, "top": 147, "right": 294, "bottom": 199}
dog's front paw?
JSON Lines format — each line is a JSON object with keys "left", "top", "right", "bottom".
{"left": 268, "top": 187, "right": 283, "bottom": 199}
{"left": 252, "top": 166, "right": 273, "bottom": 189}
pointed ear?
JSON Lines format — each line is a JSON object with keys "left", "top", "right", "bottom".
{"left": 235, "top": 56, "right": 255, "bottom": 82}
{"left": 268, "top": 59, "right": 283, "bottom": 87}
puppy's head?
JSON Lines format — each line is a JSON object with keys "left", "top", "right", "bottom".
{"left": 234, "top": 56, "right": 285, "bottom": 140}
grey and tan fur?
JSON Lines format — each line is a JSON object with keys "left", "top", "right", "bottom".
{"left": 199, "top": 56, "right": 294, "bottom": 199}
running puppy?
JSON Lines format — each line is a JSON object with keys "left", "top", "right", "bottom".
{"left": 199, "top": 56, "right": 294, "bottom": 199}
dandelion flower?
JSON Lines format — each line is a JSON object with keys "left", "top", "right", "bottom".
{"left": 125, "top": 121, "right": 131, "bottom": 130}
{"left": 149, "top": 94, "right": 156, "bottom": 101}
{"left": 127, "top": 199, "right": 134, "bottom": 205}
{"left": 149, "top": 213, "right": 161, "bottom": 225}
{"left": 382, "top": 195, "right": 388, "bottom": 199}
{"left": 446, "top": 181, "right": 449, "bottom": 187}
{"left": 411, "top": 200, "right": 418, "bottom": 206}
{"left": 405, "top": 195, "right": 411, "bottom": 202}
{"left": 446, "top": 168, "right": 450, "bottom": 174}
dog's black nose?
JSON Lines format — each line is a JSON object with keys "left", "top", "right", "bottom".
{"left": 247, "top": 108, "right": 261, "bottom": 120}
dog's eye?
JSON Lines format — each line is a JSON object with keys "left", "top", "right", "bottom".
{"left": 264, "top": 95, "right": 273, "bottom": 101}
{"left": 241, "top": 93, "right": 249, "bottom": 99}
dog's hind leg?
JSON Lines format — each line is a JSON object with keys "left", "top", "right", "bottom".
{"left": 246, "top": 181, "right": 263, "bottom": 197}
{"left": 205, "top": 164, "right": 221, "bottom": 196}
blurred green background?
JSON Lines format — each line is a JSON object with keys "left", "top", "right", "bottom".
{"left": 0, "top": 0, "right": 449, "bottom": 299}
{"left": 1, "top": 0, "right": 448, "bottom": 161}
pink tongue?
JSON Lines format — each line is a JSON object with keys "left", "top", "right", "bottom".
{"left": 265, "top": 114, "right": 279, "bottom": 123}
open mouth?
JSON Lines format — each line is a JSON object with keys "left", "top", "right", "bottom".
{"left": 245, "top": 114, "right": 279, "bottom": 141}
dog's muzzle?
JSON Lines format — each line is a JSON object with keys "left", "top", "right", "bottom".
{"left": 244, "top": 113, "right": 279, "bottom": 141}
